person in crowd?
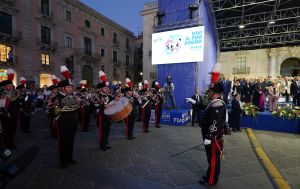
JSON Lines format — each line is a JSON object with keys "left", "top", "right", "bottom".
{"left": 252, "top": 78, "right": 265, "bottom": 112}
{"left": 220, "top": 75, "right": 231, "bottom": 105}
{"left": 231, "top": 79, "right": 241, "bottom": 97}
{"left": 280, "top": 77, "right": 292, "bottom": 104}
{"left": 267, "top": 81, "right": 280, "bottom": 112}
{"left": 231, "top": 92, "right": 242, "bottom": 132}
{"left": 140, "top": 80, "right": 153, "bottom": 133}
{"left": 290, "top": 76, "right": 300, "bottom": 107}
{"left": 191, "top": 89, "right": 205, "bottom": 127}
{"left": 241, "top": 79, "right": 252, "bottom": 103}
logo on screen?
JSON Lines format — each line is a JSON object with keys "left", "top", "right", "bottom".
{"left": 165, "top": 34, "right": 181, "bottom": 55}
{"left": 161, "top": 112, "right": 171, "bottom": 121}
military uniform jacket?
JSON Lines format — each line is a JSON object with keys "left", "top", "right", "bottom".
{"left": 201, "top": 98, "right": 227, "bottom": 140}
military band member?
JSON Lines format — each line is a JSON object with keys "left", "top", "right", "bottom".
{"left": 17, "top": 80, "right": 34, "bottom": 133}
{"left": 199, "top": 81, "right": 228, "bottom": 186}
{"left": 96, "top": 71, "right": 114, "bottom": 151}
{"left": 79, "top": 86, "right": 91, "bottom": 132}
{"left": 1, "top": 69, "right": 19, "bottom": 149}
{"left": 47, "top": 82, "right": 59, "bottom": 138}
{"left": 122, "top": 78, "right": 139, "bottom": 140}
{"left": 55, "top": 66, "right": 80, "bottom": 168}
{"left": 152, "top": 81, "right": 164, "bottom": 128}
{"left": 140, "top": 80, "right": 153, "bottom": 133}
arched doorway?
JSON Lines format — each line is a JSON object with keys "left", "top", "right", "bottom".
{"left": 280, "top": 58, "right": 300, "bottom": 77}
{"left": 82, "top": 65, "right": 93, "bottom": 87}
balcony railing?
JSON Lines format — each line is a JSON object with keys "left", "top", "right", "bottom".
{"left": 74, "top": 48, "right": 101, "bottom": 63}
{"left": 36, "top": 38, "right": 58, "bottom": 53}
{"left": 125, "top": 46, "right": 132, "bottom": 53}
{"left": 112, "top": 60, "right": 122, "bottom": 67}
{"left": 37, "top": 8, "right": 54, "bottom": 22}
{"left": 0, "top": 55, "right": 17, "bottom": 66}
{"left": 0, "top": 31, "right": 22, "bottom": 45}
{"left": 112, "top": 39, "right": 120, "bottom": 48}
{"left": 0, "top": 0, "right": 16, "bottom": 7}
{"left": 154, "top": 17, "right": 202, "bottom": 32}
{"left": 232, "top": 67, "right": 250, "bottom": 74}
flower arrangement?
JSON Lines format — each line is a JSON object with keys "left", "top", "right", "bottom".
{"left": 271, "top": 105, "right": 300, "bottom": 120}
{"left": 242, "top": 103, "right": 259, "bottom": 118}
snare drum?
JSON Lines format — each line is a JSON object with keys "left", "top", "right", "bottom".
{"left": 104, "top": 97, "right": 132, "bottom": 122}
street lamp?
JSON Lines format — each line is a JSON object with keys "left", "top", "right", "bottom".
{"left": 140, "top": 72, "right": 143, "bottom": 76}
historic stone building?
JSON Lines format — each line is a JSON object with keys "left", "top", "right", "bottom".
{"left": 0, "top": 0, "right": 135, "bottom": 87}
{"left": 219, "top": 46, "right": 300, "bottom": 79}
{"left": 141, "top": 1, "right": 158, "bottom": 84}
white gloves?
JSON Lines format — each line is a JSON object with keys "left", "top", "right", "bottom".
{"left": 204, "top": 139, "right": 211, "bottom": 145}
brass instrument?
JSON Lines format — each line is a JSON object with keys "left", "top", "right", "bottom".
{"left": 5, "top": 90, "right": 20, "bottom": 101}
{"left": 158, "top": 88, "right": 166, "bottom": 104}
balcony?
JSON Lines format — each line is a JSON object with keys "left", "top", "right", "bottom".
{"left": 232, "top": 67, "right": 250, "bottom": 74}
{"left": 150, "top": 71, "right": 156, "bottom": 79}
{"left": 0, "top": 55, "right": 17, "bottom": 67}
{"left": 36, "top": 38, "right": 58, "bottom": 53}
{"left": 112, "top": 39, "right": 120, "bottom": 48}
{"left": 125, "top": 46, "right": 132, "bottom": 54}
{"left": 125, "top": 64, "right": 134, "bottom": 70}
{"left": 36, "top": 8, "right": 55, "bottom": 24}
{"left": 112, "top": 60, "right": 122, "bottom": 67}
{"left": 0, "top": 31, "right": 22, "bottom": 45}
{"left": 154, "top": 18, "right": 202, "bottom": 32}
{"left": 0, "top": 0, "right": 17, "bottom": 11}
{"left": 74, "top": 48, "right": 101, "bottom": 64}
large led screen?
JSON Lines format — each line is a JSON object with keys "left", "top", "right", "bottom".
{"left": 152, "top": 26, "right": 204, "bottom": 64}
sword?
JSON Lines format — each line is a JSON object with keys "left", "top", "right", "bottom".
{"left": 170, "top": 143, "right": 204, "bottom": 157}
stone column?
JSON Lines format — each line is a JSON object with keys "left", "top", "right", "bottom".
{"left": 269, "top": 51, "right": 277, "bottom": 78}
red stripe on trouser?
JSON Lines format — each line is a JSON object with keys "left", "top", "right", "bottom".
{"left": 81, "top": 107, "right": 84, "bottom": 130}
{"left": 155, "top": 105, "right": 158, "bottom": 128}
{"left": 124, "top": 117, "right": 129, "bottom": 137}
{"left": 98, "top": 114, "right": 103, "bottom": 145}
{"left": 209, "top": 142, "right": 216, "bottom": 185}
{"left": 142, "top": 108, "right": 145, "bottom": 131}
{"left": 56, "top": 122, "right": 61, "bottom": 157}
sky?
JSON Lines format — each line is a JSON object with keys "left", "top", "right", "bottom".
{"left": 80, "top": 0, "right": 153, "bottom": 36}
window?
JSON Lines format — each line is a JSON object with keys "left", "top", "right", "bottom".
{"left": 100, "top": 48, "right": 105, "bottom": 57}
{"left": 0, "top": 44, "right": 12, "bottom": 62}
{"left": 41, "top": 26, "right": 51, "bottom": 45}
{"left": 85, "top": 20, "right": 90, "bottom": 28}
{"left": 126, "top": 38, "right": 129, "bottom": 49}
{"left": 237, "top": 57, "right": 246, "bottom": 69}
{"left": 40, "top": 74, "right": 52, "bottom": 87}
{"left": 84, "top": 37, "right": 92, "bottom": 55}
{"left": 101, "top": 27, "right": 105, "bottom": 36}
{"left": 0, "top": 11, "right": 12, "bottom": 35}
{"left": 41, "top": 53, "right": 50, "bottom": 65}
{"left": 41, "top": 0, "right": 49, "bottom": 16}
{"left": 65, "top": 10, "right": 71, "bottom": 22}
{"left": 112, "top": 50, "right": 118, "bottom": 62}
{"left": 101, "top": 65, "right": 105, "bottom": 72}
{"left": 113, "top": 32, "right": 117, "bottom": 43}
{"left": 126, "top": 71, "right": 129, "bottom": 78}
{"left": 65, "top": 36, "right": 72, "bottom": 48}
{"left": 125, "top": 55, "right": 129, "bottom": 67}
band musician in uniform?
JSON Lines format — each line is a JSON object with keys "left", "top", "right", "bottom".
{"left": 140, "top": 80, "right": 153, "bottom": 133}
{"left": 122, "top": 78, "right": 139, "bottom": 140}
{"left": 55, "top": 66, "right": 80, "bottom": 168}
{"left": 152, "top": 81, "right": 164, "bottom": 128}
{"left": 95, "top": 71, "right": 114, "bottom": 151}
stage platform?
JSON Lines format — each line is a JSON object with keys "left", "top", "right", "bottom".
{"left": 237, "top": 112, "right": 300, "bottom": 134}
{"left": 150, "top": 109, "right": 191, "bottom": 126}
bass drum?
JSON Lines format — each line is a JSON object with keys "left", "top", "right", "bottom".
{"left": 104, "top": 97, "right": 132, "bottom": 122}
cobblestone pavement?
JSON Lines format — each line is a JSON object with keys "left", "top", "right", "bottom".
{"left": 6, "top": 111, "right": 273, "bottom": 189}
{"left": 254, "top": 130, "right": 300, "bottom": 189}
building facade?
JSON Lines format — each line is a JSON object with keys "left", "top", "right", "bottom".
{"left": 133, "top": 33, "right": 143, "bottom": 83}
{"left": 141, "top": 1, "right": 158, "bottom": 83}
{"left": 219, "top": 46, "right": 300, "bottom": 79}
{"left": 0, "top": 0, "right": 135, "bottom": 87}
